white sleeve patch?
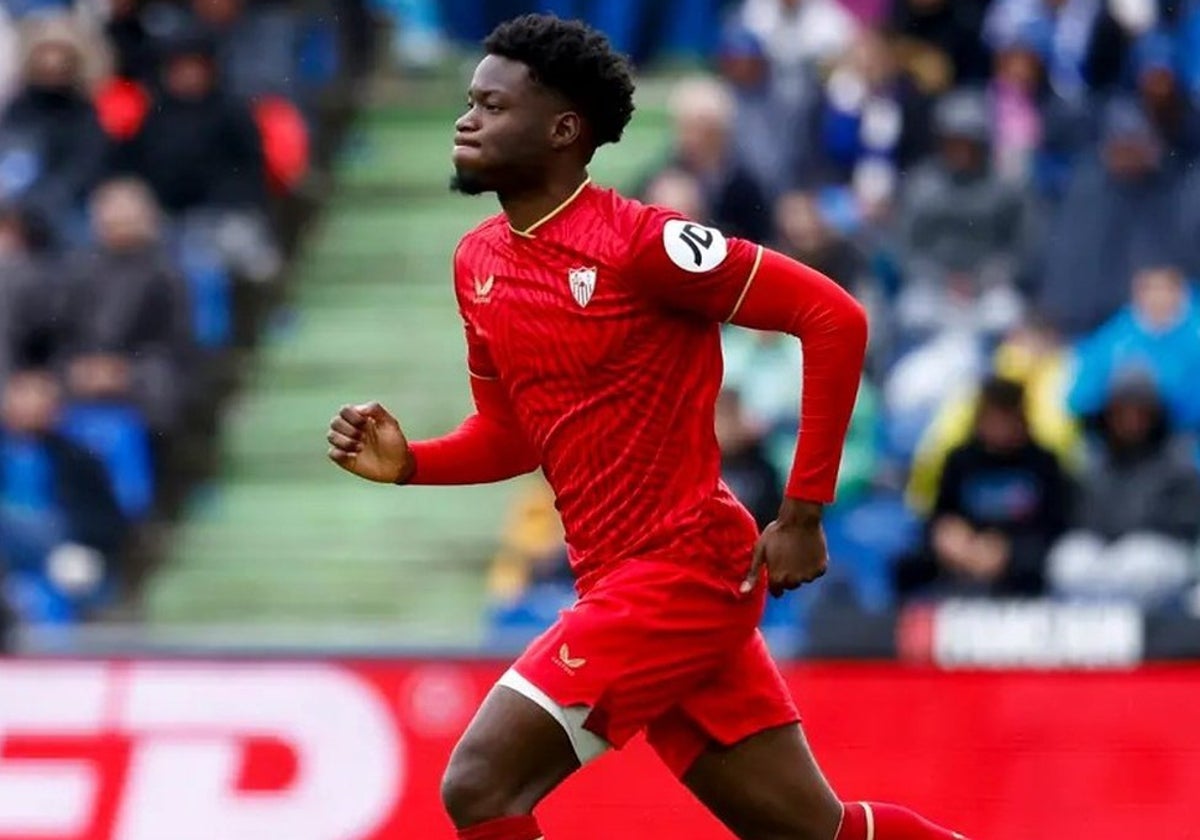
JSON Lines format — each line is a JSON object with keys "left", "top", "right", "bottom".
{"left": 662, "top": 219, "right": 729, "bottom": 273}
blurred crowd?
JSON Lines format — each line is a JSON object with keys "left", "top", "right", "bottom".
{"left": 490, "top": 0, "right": 1200, "bottom": 636}
{"left": 0, "top": 0, "right": 371, "bottom": 634}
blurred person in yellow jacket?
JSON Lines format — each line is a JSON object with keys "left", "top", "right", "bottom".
{"left": 487, "top": 478, "right": 567, "bottom": 602}
{"left": 906, "top": 318, "right": 1080, "bottom": 514}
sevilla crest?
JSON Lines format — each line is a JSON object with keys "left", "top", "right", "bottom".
{"left": 568, "top": 266, "right": 597, "bottom": 308}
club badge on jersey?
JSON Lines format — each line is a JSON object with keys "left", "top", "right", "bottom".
{"left": 569, "top": 266, "right": 597, "bottom": 308}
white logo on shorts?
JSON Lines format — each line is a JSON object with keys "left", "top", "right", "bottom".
{"left": 553, "top": 644, "right": 587, "bottom": 674}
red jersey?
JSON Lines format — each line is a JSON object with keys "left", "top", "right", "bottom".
{"left": 409, "top": 179, "right": 866, "bottom": 593}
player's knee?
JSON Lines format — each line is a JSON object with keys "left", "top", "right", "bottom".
{"left": 440, "top": 742, "right": 514, "bottom": 827}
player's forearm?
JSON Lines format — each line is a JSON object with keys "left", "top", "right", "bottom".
{"left": 406, "top": 376, "right": 540, "bottom": 485}
{"left": 407, "top": 415, "right": 540, "bottom": 484}
{"left": 729, "top": 247, "right": 868, "bottom": 504}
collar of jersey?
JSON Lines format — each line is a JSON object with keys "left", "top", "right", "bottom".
{"left": 509, "top": 177, "right": 592, "bottom": 239}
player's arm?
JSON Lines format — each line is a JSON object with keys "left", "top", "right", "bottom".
{"left": 724, "top": 247, "right": 868, "bottom": 505}
{"left": 404, "top": 365, "right": 541, "bottom": 485}
{"left": 326, "top": 372, "right": 539, "bottom": 486}
{"left": 628, "top": 213, "right": 868, "bottom": 504}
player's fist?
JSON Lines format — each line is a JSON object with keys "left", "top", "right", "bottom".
{"left": 326, "top": 402, "right": 414, "bottom": 484}
{"left": 741, "top": 499, "right": 829, "bottom": 598}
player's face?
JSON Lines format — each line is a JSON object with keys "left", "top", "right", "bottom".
{"left": 452, "top": 55, "right": 559, "bottom": 195}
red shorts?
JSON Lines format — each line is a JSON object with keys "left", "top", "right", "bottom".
{"left": 511, "top": 559, "right": 800, "bottom": 777}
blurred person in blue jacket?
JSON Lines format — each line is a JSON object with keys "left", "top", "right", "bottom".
{"left": 1037, "top": 97, "right": 1195, "bottom": 336}
{"left": 1067, "top": 264, "right": 1200, "bottom": 429}
{"left": 1049, "top": 369, "right": 1200, "bottom": 608}
{"left": 0, "top": 365, "right": 126, "bottom": 623}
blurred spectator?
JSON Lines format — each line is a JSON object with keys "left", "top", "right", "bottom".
{"left": 1182, "top": 1, "right": 1200, "bottom": 102}
{"left": 104, "top": 0, "right": 157, "bottom": 86}
{"left": 0, "top": 16, "right": 106, "bottom": 241}
{"left": 775, "top": 190, "right": 872, "bottom": 291}
{"left": 987, "top": 17, "right": 1093, "bottom": 190}
{"left": 715, "top": 389, "right": 783, "bottom": 531}
{"left": 773, "top": 190, "right": 888, "bottom": 364}
{"left": 371, "top": 0, "right": 446, "bottom": 69}
{"left": 0, "top": 2, "right": 18, "bottom": 110}
{"left": 1132, "top": 29, "right": 1200, "bottom": 164}
{"left": 896, "top": 88, "right": 1028, "bottom": 339}
{"left": 1067, "top": 264, "right": 1200, "bottom": 429}
{"left": 0, "top": 204, "right": 56, "bottom": 388}
{"left": 896, "top": 376, "right": 1071, "bottom": 598}
{"left": 739, "top": 0, "right": 858, "bottom": 76}
{"left": 641, "top": 166, "right": 707, "bottom": 221}
{"left": 984, "top": 0, "right": 1151, "bottom": 101}
{"left": 108, "top": 29, "right": 279, "bottom": 281}
{"left": 888, "top": 0, "right": 993, "bottom": 89}
{"left": 907, "top": 317, "right": 1081, "bottom": 514}
{"left": 722, "top": 326, "right": 802, "bottom": 481}
{"left": 189, "top": 0, "right": 303, "bottom": 103}
{"left": 1048, "top": 370, "right": 1200, "bottom": 607}
{"left": 487, "top": 478, "right": 569, "bottom": 602}
{"left": 644, "top": 76, "right": 771, "bottom": 242}
{"left": 805, "top": 28, "right": 932, "bottom": 207}
{"left": 717, "top": 23, "right": 815, "bottom": 198}
{"left": 1038, "top": 100, "right": 1195, "bottom": 337}
{"left": 58, "top": 178, "right": 194, "bottom": 435}
{"left": 834, "top": 376, "right": 881, "bottom": 506}
{"left": 0, "top": 367, "right": 126, "bottom": 624}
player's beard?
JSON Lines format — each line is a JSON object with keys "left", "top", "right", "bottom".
{"left": 449, "top": 167, "right": 491, "bottom": 196}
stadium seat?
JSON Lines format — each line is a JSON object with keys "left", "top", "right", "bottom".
{"left": 484, "top": 581, "right": 575, "bottom": 654}
{"left": 177, "top": 238, "right": 234, "bottom": 350}
{"left": 823, "top": 492, "right": 921, "bottom": 613}
{"left": 59, "top": 402, "right": 155, "bottom": 520}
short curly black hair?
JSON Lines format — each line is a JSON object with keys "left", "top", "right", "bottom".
{"left": 484, "top": 14, "right": 636, "bottom": 151}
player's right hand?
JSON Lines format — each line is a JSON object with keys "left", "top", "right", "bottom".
{"left": 326, "top": 402, "right": 415, "bottom": 484}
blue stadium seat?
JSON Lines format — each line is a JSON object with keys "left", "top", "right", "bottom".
{"left": 59, "top": 402, "right": 155, "bottom": 520}
{"left": 4, "top": 570, "right": 75, "bottom": 626}
{"left": 823, "top": 492, "right": 921, "bottom": 613}
{"left": 178, "top": 243, "right": 233, "bottom": 350}
{"left": 484, "top": 582, "right": 574, "bottom": 654}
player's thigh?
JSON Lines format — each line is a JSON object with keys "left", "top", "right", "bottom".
{"left": 648, "top": 632, "right": 839, "bottom": 840}
{"left": 682, "top": 723, "right": 841, "bottom": 840}
{"left": 441, "top": 681, "right": 581, "bottom": 825}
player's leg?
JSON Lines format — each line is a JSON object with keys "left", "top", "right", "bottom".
{"left": 651, "top": 632, "right": 968, "bottom": 840}
{"left": 681, "top": 723, "right": 968, "bottom": 840}
{"left": 440, "top": 680, "right": 581, "bottom": 838}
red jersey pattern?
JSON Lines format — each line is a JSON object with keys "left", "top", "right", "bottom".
{"left": 450, "top": 181, "right": 765, "bottom": 592}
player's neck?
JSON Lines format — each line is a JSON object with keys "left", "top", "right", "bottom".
{"left": 499, "top": 171, "right": 590, "bottom": 235}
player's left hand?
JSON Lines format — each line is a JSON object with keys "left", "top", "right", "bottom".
{"left": 741, "top": 499, "right": 828, "bottom": 598}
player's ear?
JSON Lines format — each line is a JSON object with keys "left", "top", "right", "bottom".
{"left": 550, "top": 111, "right": 582, "bottom": 151}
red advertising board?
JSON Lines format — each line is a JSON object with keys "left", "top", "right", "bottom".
{"left": 0, "top": 660, "right": 1194, "bottom": 839}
